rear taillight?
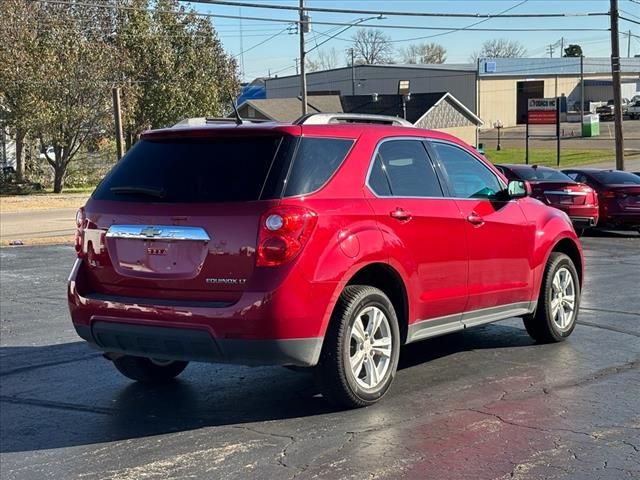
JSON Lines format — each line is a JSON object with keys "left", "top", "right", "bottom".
{"left": 256, "top": 206, "right": 318, "bottom": 267}
{"left": 602, "top": 190, "right": 626, "bottom": 199}
{"left": 74, "top": 207, "right": 86, "bottom": 257}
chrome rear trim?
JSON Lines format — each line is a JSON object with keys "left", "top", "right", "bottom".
{"left": 543, "top": 191, "right": 587, "bottom": 196}
{"left": 105, "top": 225, "right": 210, "bottom": 242}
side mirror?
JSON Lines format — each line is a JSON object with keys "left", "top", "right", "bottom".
{"left": 507, "top": 179, "right": 530, "bottom": 199}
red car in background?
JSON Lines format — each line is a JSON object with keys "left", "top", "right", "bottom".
{"left": 496, "top": 164, "right": 599, "bottom": 232}
{"left": 562, "top": 168, "right": 640, "bottom": 232}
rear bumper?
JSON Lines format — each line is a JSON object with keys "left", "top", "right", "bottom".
{"left": 74, "top": 322, "right": 323, "bottom": 366}
{"left": 599, "top": 212, "right": 640, "bottom": 228}
{"left": 570, "top": 216, "right": 598, "bottom": 228}
{"left": 68, "top": 259, "right": 336, "bottom": 367}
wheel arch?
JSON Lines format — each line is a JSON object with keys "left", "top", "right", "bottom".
{"left": 343, "top": 262, "right": 410, "bottom": 345}
{"left": 550, "top": 237, "right": 584, "bottom": 287}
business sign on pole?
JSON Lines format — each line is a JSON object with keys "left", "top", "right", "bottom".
{"left": 528, "top": 98, "right": 558, "bottom": 125}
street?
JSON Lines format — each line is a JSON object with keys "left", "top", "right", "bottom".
{"left": 1, "top": 233, "right": 639, "bottom": 480}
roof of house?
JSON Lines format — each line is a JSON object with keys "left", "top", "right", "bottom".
{"left": 237, "top": 92, "right": 482, "bottom": 127}
{"left": 341, "top": 92, "right": 483, "bottom": 126}
{"left": 239, "top": 95, "right": 343, "bottom": 122}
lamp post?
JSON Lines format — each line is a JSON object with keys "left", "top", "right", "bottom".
{"left": 398, "top": 80, "right": 411, "bottom": 120}
{"left": 493, "top": 120, "right": 503, "bottom": 151}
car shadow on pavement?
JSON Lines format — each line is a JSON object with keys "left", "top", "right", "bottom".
{"left": 0, "top": 322, "right": 533, "bottom": 453}
{"left": 582, "top": 228, "right": 640, "bottom": 239}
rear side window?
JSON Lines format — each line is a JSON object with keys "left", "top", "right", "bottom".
{"left": 93, "top": 136, "right": 290, "bottom": 203}
{"left": 591, "top": 170, "right": 640, "bottom": 185}
{"left": 369, "top": 139, "right": 443, "bottom": 197}
{"left": 510, "top": 167, "right": 574, "bottom": 182}
{"left": 284, "top": 138, "right": 353, "bottom": 197}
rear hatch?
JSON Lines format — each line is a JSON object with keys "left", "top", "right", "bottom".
{"left": 81, "top": 130, "right": 298, "bottom": 304}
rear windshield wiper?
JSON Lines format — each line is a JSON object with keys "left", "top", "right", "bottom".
{"left": 109, "top": 186, "right": 166, "bottom": 198}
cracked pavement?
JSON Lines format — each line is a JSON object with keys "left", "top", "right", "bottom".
{"left": 1, "top": 230, "right": 639, "bottom": 479}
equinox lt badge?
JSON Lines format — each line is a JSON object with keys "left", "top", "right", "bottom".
{"left": 206, "top": 278, "right": 247, "bottom": 285}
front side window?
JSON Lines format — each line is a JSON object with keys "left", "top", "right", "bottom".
{"left": 368, "top": 139, "right": 443, "bottom": 197}
{"left": 432, "top": 142, "right": 503, "bottom": 199}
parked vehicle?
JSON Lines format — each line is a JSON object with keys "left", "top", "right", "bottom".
{"left": 69, "top": 113, "right": 584, "bottom": 408}
{"left": 562, "top": 168, "right": 640, "bottom": 232}
{"left": 628, "top": 100, "right": 640, "bottom": 120}
{"left": 496, "top": 164, "right": 598, "bottom": 233}
{"left": 596, "top": 99, "right": 630, "bottom": 119}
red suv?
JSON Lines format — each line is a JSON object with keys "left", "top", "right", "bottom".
{"left": 69, "top": 114, "right": 584, "bottom": 408}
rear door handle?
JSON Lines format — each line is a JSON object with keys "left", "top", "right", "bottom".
{"left": 466, "top": 212, "right": 485, "bottom": 226}
{"left": 390, "top": 208, "right": 412, "bottom": 221}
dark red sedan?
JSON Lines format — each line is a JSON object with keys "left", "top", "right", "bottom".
{"left": 496, "top": 164, "right": 599, "bottom": 231}
{"left": 562, "top": 168, "right": 640, "bottom": 232}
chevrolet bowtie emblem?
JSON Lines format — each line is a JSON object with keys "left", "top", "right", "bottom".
{"left": 140, "top": 226, "right": 162, "bottom": 237}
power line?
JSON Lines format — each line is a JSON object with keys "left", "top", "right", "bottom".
{"left": 191, "top": 0, "right": 609, "bottom": 19}
{"left": 386, "top": 0, "right": 530, "bottom": 44}
{"left": 232, "top": 24, "right": 293, "bottom": 58}
{"left": 28, "top": 2, "right": 613, "bottom": 33}
{"left": 620, "top": 16, "right": 640, "bottom": 25}
{"left": 620, "top": 9, "right": 640, "bottom": 21}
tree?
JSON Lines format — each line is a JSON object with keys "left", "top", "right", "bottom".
{"left": 306, "top": 48, "right": 341, "bottom": 72}
{"left": 470, "top": 38, "right": 527, "bottom": 62}
{"left": 34, "top": 2, "right": 117, "bottom": 193}
{"left": 401, "top": 43, "right": 446, "bottom": 64}
{"left": 564, "top": 44, "right": 583, "bottom": 57}
{"left": 349, "top": 29, "right": 394, "bottom": 65}
{"left": 0, "top": 0, "right": 45, "bottom": 183}
{"left": 1, "top": 0, "right": 240, "bottom": 193}
{"left": 116, "top": 0, "right": 240, "bottom": 148}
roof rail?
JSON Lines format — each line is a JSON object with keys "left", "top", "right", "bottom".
{"left": 293, "top": 113, "right": 413, "bottom": 127}
{"left": 172, "top": 117, "right": 271, "bottom": 127}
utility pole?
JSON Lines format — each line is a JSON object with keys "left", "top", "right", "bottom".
{"left": 112, "top": 87, "right": 125, "bottom": 160}
{"left": 239, "top": 8, "right": 245, "bottom": 81}
{"left": 547, "top": 44, "right": 555, "bottom": 58}
{"left": 294, "top": 58, "right": 299, "bottom": 75}
{"left": 560, "top": 37, "right": 565, "bottom": 57}
{"left": 299, "top": 0, "right": 307, "bottom": 115}
{"left": 580, "top": 55, "right": 585, "bottom": 133}
{"left": 349, "top": 48, "right": 355, "bottom": 95}
{"left": 610, "top": 0, "right": 624, "bottom": 170}
{"left": 628, "top": 30, "right": 632, "bottom": 58}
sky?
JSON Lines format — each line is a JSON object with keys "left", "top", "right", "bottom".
{"left": 183, "top": 0, "right": 640, "bottom": 81}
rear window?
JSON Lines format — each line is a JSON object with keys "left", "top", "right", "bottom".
{"left": 93, "top": 136, "right": 290, "bottom": 203}
{"left": 510, "top": 167, "right": 573, "bottom": 182}
{"left": 591, "top": 171, "right": 640, "bottom": 185}
{"left": 93, "top": 135, "right": 353, "bottom": 203}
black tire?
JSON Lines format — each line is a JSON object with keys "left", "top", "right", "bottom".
{"left": 524, "top": 252, "right": 580, "bottom": 343}
{"left": 315, "top": 285, "right": 400, "bottom": 409}
{"left": 112, "top": 355, "right": 188, "bottom": 383}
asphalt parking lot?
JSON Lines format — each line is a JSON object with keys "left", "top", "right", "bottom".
{"left": 1, "top": 233, "right": 639, "bottom": 480}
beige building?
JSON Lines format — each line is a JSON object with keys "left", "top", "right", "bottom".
{"left": 477, "top": 58, "right": 640, "bottom": 128}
